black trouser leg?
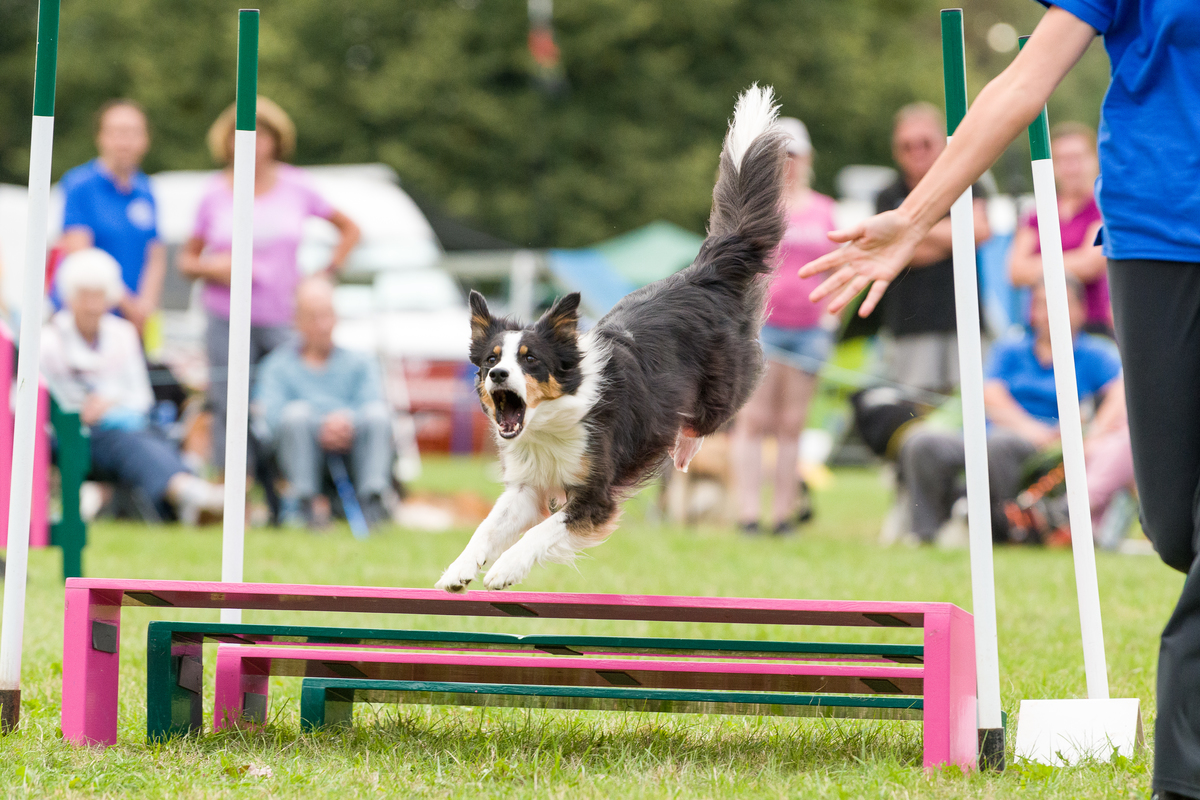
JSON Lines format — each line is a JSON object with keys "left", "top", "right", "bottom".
{"left": 1110, "top": 259, "right": 1200, "bottom": 798}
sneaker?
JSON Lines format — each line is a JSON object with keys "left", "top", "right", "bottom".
{"left": 771, "top": 520, "right": 797, "bottom": 537}
{"left": 1096, "top": 489, "right": 1138, "bottom": 551}
{"left": 304, "top": 495, "right": 333, "bottom": 531}
{"left": 738, "top": 521, "right": 762, "bottom": 536}
{"left": 360, "top": 494, "right": 391, "bottom": 528}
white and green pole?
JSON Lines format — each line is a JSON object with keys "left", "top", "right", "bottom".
{"left": 941, "top": 8, "right": 1004, "bottom": 770}
{"left": 1012, "top": 36, "right": 1141, "bottom": 766}
{"left": 220, "top": 9, "right": 259, "bottom": 625}
{"left": 0, "top": 0, "right": 60, "bottom": 733}
{"left": 1019, "top": 34, "right": 1109, "bottom": 703}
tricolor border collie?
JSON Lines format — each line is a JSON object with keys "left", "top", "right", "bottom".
{"left": 436, "top": 85, "right": 788, "bottom": 591}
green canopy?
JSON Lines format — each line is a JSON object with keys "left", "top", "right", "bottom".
{"left": 593, "top": 220, "right": 704, "bottom": 288}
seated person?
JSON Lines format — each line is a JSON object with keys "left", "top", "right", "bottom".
{"left": 255, "top": 277, "right": 391, "bottom": 527}
{"left": 898, "top": 277, "right": 1132, "bottom": 544}
{"left": 40, "top": 249, "right": 225, "bottom": 523}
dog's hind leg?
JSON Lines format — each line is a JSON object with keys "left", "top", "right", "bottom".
{"left": 670, "top": 428, "right": 705, "bottom": 473}
{"left": 436, "top": 485, "right": 544, "bottom": 592}
{"left": 483, "top": 486, "right": 619, "bottom": 590}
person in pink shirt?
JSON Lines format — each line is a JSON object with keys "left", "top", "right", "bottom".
{"left": 1008, "top": 122, "right": 1111, "bottom": 335}
{"left": 730, "top": 117, "right": 838, "bottom": 535}
{"left": 180, "top": 97, "right": 360, "bottom": 469}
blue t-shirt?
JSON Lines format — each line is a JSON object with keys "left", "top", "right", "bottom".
{"left": 254, "top": 344, "right": 386, "bottom": 439}
{"left": 985, "top": 332, "right": 1121, "bottom": 424}
{"left": 61, "top": 159, "right": 158, "bottom": 293}
{"left": 1037, "top": 1, "right": 1200, "bottom": 262}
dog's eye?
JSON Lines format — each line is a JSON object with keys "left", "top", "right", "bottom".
{"left": 524, "top": 354, "right": 537, "bottom": 364}
{"left": 484, "top": 355, "right": 497, "bottom": 366}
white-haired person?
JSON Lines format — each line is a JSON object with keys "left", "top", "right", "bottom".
{"left": 41, "top": 249, "right": 225, "bottom": 523}
{"left": 729, "top": 117, "right": 837, "bottom": 535}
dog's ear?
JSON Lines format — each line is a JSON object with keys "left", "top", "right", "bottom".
{"left": 536, "top": 293, "right": 581, "bottom": 341}
{"left": 468, "top": 290, "right": 493, "bottom": 342}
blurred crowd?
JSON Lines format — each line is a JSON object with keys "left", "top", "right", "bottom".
{"left": 0, "top": 95, "right": 1135, "bottom": 549}
{"left": 28, "top": 96, "right": 405, "bottom": 531}
{"left": 718, "top": 101, "right": 1135, "bottom": 551}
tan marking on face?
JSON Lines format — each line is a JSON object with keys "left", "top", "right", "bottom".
{"left": 519, "top": 345, "right": 528, "bottom": 356}
{"left": 492, "top": 345, "right": 502, "bottom": 355}
{"left": 523, "top": 373, "right": 564, "bottom": 409}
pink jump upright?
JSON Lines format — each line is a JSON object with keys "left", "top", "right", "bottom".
{"left": 60, "top": 579, "right": 978, "bottom": 770}
{"left": 0, "top": 327, "right": 50, "bottom": 551}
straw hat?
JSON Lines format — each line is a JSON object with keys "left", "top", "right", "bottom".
{"left": 206, "top": 95, "right": 296, "bottom": 165}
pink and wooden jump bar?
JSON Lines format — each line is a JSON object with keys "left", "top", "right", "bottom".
{"left": 62, "top": 579, "right": 976, "bottom": 769}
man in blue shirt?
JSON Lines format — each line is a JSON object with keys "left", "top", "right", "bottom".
{"left": 59, "top": 100, "right": 165, "bottom": 332}
{"left": 255, "top": 277, "right": 392, "bottom": 528}
{"left": 898, "top": 278, "right": 1125, "bottom": 544}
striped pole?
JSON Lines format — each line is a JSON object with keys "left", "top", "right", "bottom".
{"left": 941, "top": 8, "right": 1004, "bottom": 770}
{"left": 0, "top": 0, "right": 61, "bottom": 733}
{"left": 220, "top": 9, "right": 259, "bottom": 625}
{"left": 1018, "top": 35, "right": 1109, "bottom": 701}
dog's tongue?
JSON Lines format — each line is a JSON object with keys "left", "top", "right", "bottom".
{"left": 493, "top": 391, "right": 525, "bottom": 437}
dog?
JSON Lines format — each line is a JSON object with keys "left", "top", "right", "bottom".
{"left": 435, "top": 85, "right": 788, "bottom": 592}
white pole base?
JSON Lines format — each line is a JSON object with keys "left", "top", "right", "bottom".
{"left": 1015, "top": 698, "right": 1143, "bottom": 765}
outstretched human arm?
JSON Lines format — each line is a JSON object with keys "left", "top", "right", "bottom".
{"left": 800, "top": 6, "right": 1097, "bottom": 315}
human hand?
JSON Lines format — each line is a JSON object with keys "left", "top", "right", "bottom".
{"left": 799, "top": 208, "right": 928, "bottom": 316}
{"left": 318, "top": 411, "right": 355, "bottom": 453}
{"left": 81, "top": 394, "right": 114, "bottom": 427}
{"left": 1027, "top": 422, "right": 1060, "bottom": 450}
{"left": 202, "top": 253, "right": 234, "bottom": 285}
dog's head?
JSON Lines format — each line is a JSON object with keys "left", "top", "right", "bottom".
{"left": 468, "top": 290, "right": 583, "bottom": 440}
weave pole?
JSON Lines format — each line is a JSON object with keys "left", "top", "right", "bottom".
{"left": 0, "top": 0, "right": 61, "bottom": 733}
{"left": 1012, "top": 34, "right": 1141, "bottom": 765}
{"left": 940, "top": 8, "right": 1004, "bottom": 771}
{"left": 220, "top": 9, "right": 259, "bottom": 625}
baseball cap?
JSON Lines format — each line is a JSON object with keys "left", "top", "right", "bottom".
{"left": 778, "top": 116, "right": 812, "bottom": 156}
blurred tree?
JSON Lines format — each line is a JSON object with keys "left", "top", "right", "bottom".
{"left": 0, "top": 0, "right": 1108, "bottom": 248}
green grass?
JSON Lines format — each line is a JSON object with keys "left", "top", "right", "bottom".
{"left": 0, "top": 456, "right": 1178, "bottom": 798}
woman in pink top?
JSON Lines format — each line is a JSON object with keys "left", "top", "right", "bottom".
{"left": 180, "top": 97, "right": 361, "bottom": 468}
{"left": 1008, "top": 123, "right": 1111, "bottom": 334}
{"left": 730, "top": 117, "right": 838, "bottom": 535}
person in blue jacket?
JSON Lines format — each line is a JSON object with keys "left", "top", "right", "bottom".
{"left": 58, "top": 99, "right": 165, "bottom": 332}
{"left": 802, "top": 3, "right": 1200, "bottom": 797}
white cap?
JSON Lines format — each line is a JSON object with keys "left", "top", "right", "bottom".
{"left": 778, "top": 116, "right": 812, "bottom": 157}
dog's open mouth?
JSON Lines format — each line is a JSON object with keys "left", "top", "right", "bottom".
{"left": 491, "top": 389, "right": 526, "bottom": 439}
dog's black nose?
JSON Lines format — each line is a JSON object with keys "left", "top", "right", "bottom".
{"left": 489, "top": 368, "right": 509, "bottom": 383}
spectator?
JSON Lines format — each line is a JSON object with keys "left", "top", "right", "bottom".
{"left": 254, "top": 277, "right": 391, "bottom": 528}
{"left": 730, "top": 117, "right": 836, "bottom": 535}
{"left": 58, "top": 99, "right": 165, "bottom": 331}
{"left": 874, "top": 103, "right": 990, "bottom": 395}
{"left": 179, "top": 96, "right": 361, "bottom": 471}
{"left": 40, "top": 249, "right": 224, "bottom": 523}
{"left": 897, "top": 278, "right": 1130, "bottom": 544}
{"left": 1008, "top": 122, "right": 1110, "bottom": 335}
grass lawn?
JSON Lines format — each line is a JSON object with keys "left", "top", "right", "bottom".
{"left": 0, "top": 455, "right": 1179, "bottom": 798}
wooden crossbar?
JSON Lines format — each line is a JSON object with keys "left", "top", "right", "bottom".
{"left": 146, "top": 621, "right": 922, "bottom": 741}
{"left": 298, "top": 679, "right": 926, "bottom": 730}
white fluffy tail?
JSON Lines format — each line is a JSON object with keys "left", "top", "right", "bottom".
{"left": 723, "top": 84, "right": 780, "bottom": 173}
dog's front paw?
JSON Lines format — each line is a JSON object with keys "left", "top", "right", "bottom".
{"left": 435, "top": 557, "right": 481, "bottom": 593}
{"left": 482, "top": 549, "right": 533, "bottom": 591}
